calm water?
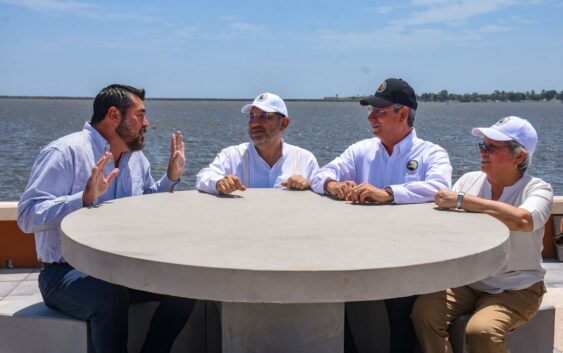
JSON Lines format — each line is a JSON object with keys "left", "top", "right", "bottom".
{"left": 0, "top": 99, "right": 561, "bottom": 201}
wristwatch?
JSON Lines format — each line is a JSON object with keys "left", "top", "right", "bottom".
{"left": 456, "top": 191, "right": 465, "bottom": 209}
{"left": 383, "top": 186, "right": 394, "bottom": 203}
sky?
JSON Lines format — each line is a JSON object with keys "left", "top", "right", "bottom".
{"left": 0, "top": 0, "right": 562, "bottom": 98}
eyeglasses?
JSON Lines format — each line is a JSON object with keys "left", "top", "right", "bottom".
{"left": 367, "top": 106, "right": 400, "bottom": 118}
{"left": 478, "top": 142, "right": 509, "bottom": 154}
{"left": 248, "top": 112, "right": 280, "bottom": 122}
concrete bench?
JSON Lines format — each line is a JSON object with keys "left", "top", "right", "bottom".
{"left": 0, "top": 270, "right": 221, "bottom": 353}
{"left": 347, "top": 301, "right": 555, "bottom": 353}
{"left": 0, "top": 273, "right": 555, "bottom": 353}
{"left": 0, "top": 299, "right": 222, "bottom": 353}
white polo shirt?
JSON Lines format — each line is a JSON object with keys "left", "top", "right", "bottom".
{"left": 310, "top": 130, "right": 452, "bottom": 204}
{"left": 196, "top": 141, "right": 319, "bottom": 195}
{"left": 454, "top": 171, "right": 553, "bottom": 293}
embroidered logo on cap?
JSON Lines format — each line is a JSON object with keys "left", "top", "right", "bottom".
{"left": 495, "top": 117, "right": 510, "bottom": 126}
{"left": 406, "top": 160, "right": 419, "bottom": 174}
{"left": 257, "top": 94, "right": 268, "bottom": 102}
{"left": 377, "top": 82, "right": 387, "bottom": 93}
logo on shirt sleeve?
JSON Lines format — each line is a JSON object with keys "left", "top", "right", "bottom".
{"left": 406, "top": 160, "right": 419, "bottom": 174}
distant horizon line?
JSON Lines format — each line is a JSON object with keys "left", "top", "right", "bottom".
{"left": 1, "top": 94, "right": 562, "bottom": 103}
{"left": 0, "top": 95, "right": 334, "bottom": 102}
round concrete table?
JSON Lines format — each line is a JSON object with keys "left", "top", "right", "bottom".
{"left": 60, "top": 189, "right": 509, "bottom": 353}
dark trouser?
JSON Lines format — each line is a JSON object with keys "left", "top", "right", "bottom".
{"left": 38, "top": 263, "right": 196, "bottom": 353}
{"left": 345, "top": 295, "right": 418, "bottom": 353}
{"left": 385, "top": 295, "right": 418, "bottom": 353}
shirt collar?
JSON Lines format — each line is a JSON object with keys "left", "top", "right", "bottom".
{"left": 380, "top": 129, "right": 417, "bottom": 156}
{"left": 483, "top": 172, "right": 532, "bottom": 199}
{"left": 83, "top": 122, "right": 110, "bottom": 154}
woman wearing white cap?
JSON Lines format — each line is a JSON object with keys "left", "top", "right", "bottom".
{"left": 411, "top": 116, "right": 553, "bottom": 353}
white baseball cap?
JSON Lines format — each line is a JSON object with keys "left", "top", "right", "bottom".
{"left": 471, "top": 116, "right": 537, "bottom": 156}
{"left": 241, "top": 92, "right": 288, "bottom": 117}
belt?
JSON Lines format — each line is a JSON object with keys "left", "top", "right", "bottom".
{"left": 41, "top": 262, "right": 63, "bottom": 270}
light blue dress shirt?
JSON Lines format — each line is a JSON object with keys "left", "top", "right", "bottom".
{"left": 18, "top": 122, "right": 178, "bottom": 263}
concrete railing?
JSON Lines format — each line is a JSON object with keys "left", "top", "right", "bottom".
{"left": 0, "top": 201, "right": 18, "bottom": 221}
{"left": 2, "top": 197, "right": 563, "bottom": 268}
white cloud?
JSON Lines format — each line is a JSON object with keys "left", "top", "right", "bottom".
{"left": 230, "top": 22, "right": 263, "bottom": 32}
{"left": 172, "top": 26, "right": 197, "bottom": 39}
{"left": 479, "top": 24, "right": 511, "bottom": 33}
{"left": 393, "top": 0, "right": 517, "bottom": 28}
{"left": 310, "top": 0, "right": 526, "bottom": 51}
{"left": 77, "top": 11, "right": 160, "bottom": 23}
{"left": 411, "top": 0, "right": 450, "bottom": 5}
{"left": 312, "top": 26, "right": 479, "bottom": 52}
{"left": 374, "top": 6, "right": 393, "bottom": 14}
{"left": 0, "top": 0, "right": 94, "bottom": 12}
{"left": 0, "top": 0, "right": 161, "bottom": 23}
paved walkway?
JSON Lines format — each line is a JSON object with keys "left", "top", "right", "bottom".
{"left": 2, "top": 260, "right": 563, "bottom": 352}
{"left": 544, "top": 259, "right": 563, "bottom": 353}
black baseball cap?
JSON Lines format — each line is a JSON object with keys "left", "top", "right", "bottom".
{"left": 360, "top": 78, "right": 418, "bottom": 110}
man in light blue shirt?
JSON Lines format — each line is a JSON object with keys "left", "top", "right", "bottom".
{"left": 18, "top": 84, "right": 195, "bottom": 353}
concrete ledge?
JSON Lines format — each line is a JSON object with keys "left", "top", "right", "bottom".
{"left": 0, "top": 275, "right": 557, "bottom": 353}
{"left": 554, "top": 196, "right": 563, "bottom": 215}
{"left": 0, "top": 202, "right": 17, "bottom": 222}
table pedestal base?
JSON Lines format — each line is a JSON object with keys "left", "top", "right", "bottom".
{"left": 222, "top": 302, "right": 344, "bottom": 353}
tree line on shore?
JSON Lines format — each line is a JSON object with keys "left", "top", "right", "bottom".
{"left": 418, "top": 89, "right": 563, "bottom": 103}
{"left": 326, "top": 89, "right": 563, "bottom": 102}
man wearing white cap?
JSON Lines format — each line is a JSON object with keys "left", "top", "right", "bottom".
{"left": 412, "top": 116, "right": 553, "bottom": 353}
{"left": 196, "top": 92, "right": 318, "bottom": 195}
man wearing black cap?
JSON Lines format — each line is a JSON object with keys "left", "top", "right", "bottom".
{"left": 311, "top": 78, "right": 452, "bottom": 353}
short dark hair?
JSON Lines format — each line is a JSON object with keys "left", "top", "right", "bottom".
{"left": 91, "top": 84, "right": 145, "bottom": 125}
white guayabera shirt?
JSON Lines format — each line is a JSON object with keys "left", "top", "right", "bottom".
{"left": 196, "top": 141, "right": 319, "bottom": 195}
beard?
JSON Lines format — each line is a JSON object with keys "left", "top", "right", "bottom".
{"left": 116, "top": 118, "right": 146, "bottom": 151}
{"left": 248, "top": 119, "right": 282, "bottom": 146}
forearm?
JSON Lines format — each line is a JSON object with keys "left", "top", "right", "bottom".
{"left": 460, "top": 193, "right": 533, "bottom": 232}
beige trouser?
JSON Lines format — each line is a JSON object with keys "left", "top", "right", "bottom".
{"left": 411, "top": 281, "right": 545, "bottom": 353}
